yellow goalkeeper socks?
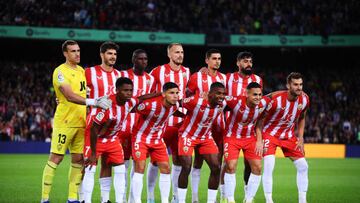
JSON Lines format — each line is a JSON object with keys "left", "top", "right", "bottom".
{"left": 41, "top": 161, "right": 58, "bottom": 200}
{"left": 68, "top": 163, "right": 83, "bottom": 200}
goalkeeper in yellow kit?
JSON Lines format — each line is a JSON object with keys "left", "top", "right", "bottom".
{"left": 40, "top": 40, "right": 111, "bottom": 203}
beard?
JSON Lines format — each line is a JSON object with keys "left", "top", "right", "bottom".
{"left": 241, "top": 66, "right": 252, "bottom": 75}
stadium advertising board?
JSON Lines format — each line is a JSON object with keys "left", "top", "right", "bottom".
{"left": 231, "top": 35, "right": 360, "bottom": 47}
{"left": 0, "top": 26, "right": 205, "bottom": 45}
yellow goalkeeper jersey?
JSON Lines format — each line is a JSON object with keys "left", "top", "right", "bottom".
{"left": 52, "top": 63, "right": 86, "bottom": 128}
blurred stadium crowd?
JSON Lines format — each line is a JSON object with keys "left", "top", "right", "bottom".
{"left": 0, "top": 61, "right": 359, "bottom": 144}
{"left": 1, "top": 0, "right": 359, "bottom": 38}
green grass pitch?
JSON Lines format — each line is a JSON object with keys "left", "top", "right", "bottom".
{"left": 0, "top": 154, "right": 360, "bottom": 203}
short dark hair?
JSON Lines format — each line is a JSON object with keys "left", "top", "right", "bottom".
{"left": 100, "top": 41, "right": 119, "bottom": 53}
{"left": 163, "top": 82, "right": 179, "bottom": 92}
{"left": 116, "top": 77, "right": 133, "bottom": 89}
{"left": 237, "top": 51, "right": 253, "bottom": 61}
{"left": 210, "top": 82, "right": 225, "bottom": 92}
{"left": 206, "top": 49, "right": 221, "bottom": 59}
{"left": 287, "top": 72, "right": 303, "bottom": 84}
{"left": 132, "top": 49, "right": 147, "bottom": 61}
{"left": 62, "top": 40, "right": 78, "bottom": 52}
{"left": 246, "top": 82, "right": 262, "bottom": 90}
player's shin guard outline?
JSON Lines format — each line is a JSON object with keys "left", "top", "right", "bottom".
{"left": 263, "top": 155, "right": 275, "bottom": 195}
{"left": 83, "top": 166, "right": 96, "bottom": 203}
{"left": 114, "top": 164, "right": 126, "bottom": 203}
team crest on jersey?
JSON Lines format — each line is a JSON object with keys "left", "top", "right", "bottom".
{"left": 57, "top": 71, "right": 65, "bottom": 83}
{"left": 165, "top": 74, "right": 170, "bottom": 77}
{"left": 182, "top": 72, "right": 187, "bottom": 78}
{"left": 57, "top": 143, "right": 62, "bottom": 151}
{"left": 146, "top": 80, "right": 151, "bottom": 85}
{"left": 135, "top": 151, "right": 141, "bottom": 158}
{"left": 225, "top": 96, "right": 233, "bottom": 101}
{"left": 224, "top": 152, "right": 229, "bottom": 158}
{"left": 96, "top": 112, "right": 105, "bottom": 121}
{"left": 183, "top": 146, "right": 189, "bottom": 153}
{"left": 298, "top": 104, "right": 303, "bottom": 110}
{"left": 137, "top": 103, "right": 146, "bottom": 111}
{"left": 263, "top": 147, "right": 268, "bottom": 154}
{"left": 202, "top": 79, "right": 208, "bottom": 83}
{"left": 258, "top": 107, "right": 265, "bottom": 113}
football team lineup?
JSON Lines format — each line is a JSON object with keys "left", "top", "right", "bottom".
{"left": 34, "top": 40, "right": 323, "bottom": 203}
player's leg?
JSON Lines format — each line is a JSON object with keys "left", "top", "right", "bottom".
{"left": 191, "top": 149, "right": 203, "bottom": 203}
{"left": 262, "top": 136, "right": 278, "bottom": 203}
{"left": 146, "top": 161, "right": 158, "bottom": 203}
{"left": 152, "top": 143, "right": 172, "bottom": 203}
{"left": 131, "top": 141, "right": 148, "bottom": 203}
{"left": 284, "top": 138, "right": 308, "bottom": 203}
{"left": 243, "top": 159, "right": 251, "bottom": 193}
{"left": 68, "top": 128, "right": 85, "bottom": 202}
{"left": 244, "top": 159, "right": 262, "bottom": 203}
{"left": 200, "top": 138, "right": 220, "bottom": 203}
{"left": 98, "top": 156, "right": 112, "bottom": 203}
{"left": 41, "top": 127, "right": 72, "bottom": 202}
{"left": 109, "top": 140, "right": 126, "bottom": 203}
{"left": 223, "top": 139, "right": 240, "bottom": 203}
{"left": 82, "top": 131, "right": 97, "bottom": 203}
{"left": 202, "top": 153, "right": 221, "bottom": 203}
{"left": 164, "top": 125, "right": 182, "bottom": 203}
{"left": 178, "top": 136, "right": 195, "bottom": 203}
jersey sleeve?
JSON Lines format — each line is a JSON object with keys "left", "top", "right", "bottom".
{"left": 53, "top": 67, "right": 70, "bottom": 88}
{"left": 93, "top": 110, "right": 109, "bottom": 125}
{"left": 150, "top": 66, "right": 160, "bottom": 92}
{"left": 85, "top": 68, "right": 92, "bottom": 86}
{"left": 182, "top": 96, "right": 197, "bottom": 111}
{"left": 187, "top": 73, "right": 198, "bottom": 94}
{"left": 135, "top": 101, "right": 150, "bottom": 115}
{"left": 224, "top": 95, "right": 238, "bottom": 108}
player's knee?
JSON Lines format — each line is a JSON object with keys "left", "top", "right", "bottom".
{"left": 225, "top": 162, "right": 236, "bottom": 174}
{"left": 181, "top": 164, "right": 192, "bottom": 175}
{"left": 50, "top": 153, "right": 64, "bottom": 164}
{"left": 295, "top": 158, "right": 308, "bottom": 173}
{"left": 252, "top": 164, "right": 262, "bottom": 175}
{"left": 113, "top": 164, "right": 126, "bottom": 174}
{"left": 210, "top": 164, "right": 221, "bottom": 175}
{"left": 159, "top": 164, "right": 171, "bottom": 174}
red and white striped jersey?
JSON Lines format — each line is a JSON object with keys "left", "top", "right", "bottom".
{"left": 226, "top": 72, "right": 262, "bottom": 96}
{"left": 120, "top": 68, "right": 155, "bottom": 130}
{"left": 85, "top": 65, "right": 121, "bottom": 117}
{"left": 179, "top": 95, "right": 226, "bottom": 140}
{"left": 150, "top": 64, "right": 190, "bottom": 126}
{"left": 225, "top": 96, "right": 270, "bottom": 139}
{"left": 133, "top": 96, "right": 179, "bottom": 144}
{"left": 187, "top": 71, "right": 227, "bottom": 94}
{"left": 120, "top": 68, "right": 155, "bottom": 97}
{"left": 263, "top": 91, "right": 310, "bottom": 139}
{"left": 92, "top": 95, "right": 138, "bottom": 141}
